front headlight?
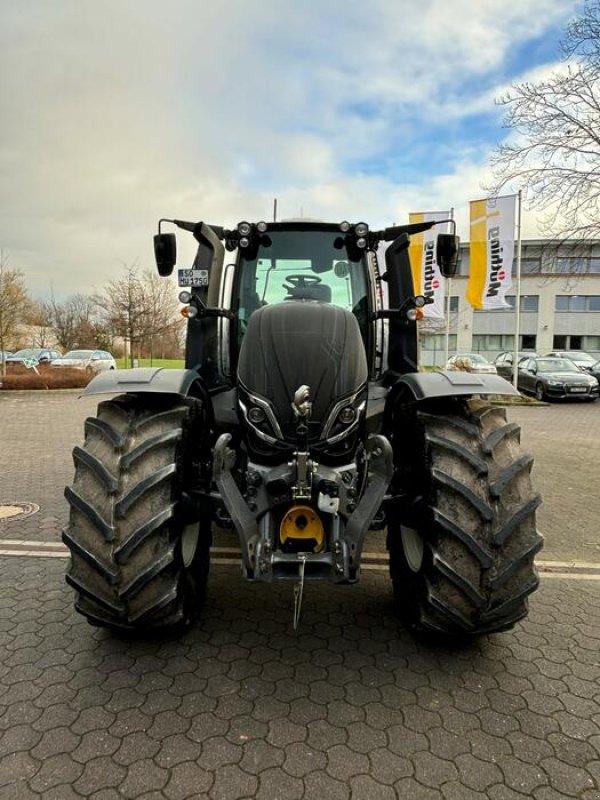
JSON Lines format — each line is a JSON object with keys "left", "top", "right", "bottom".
{"left": 239, "top": 391, "right": 284, "bottom": 445}
{"left": 547, "top": 380, "right": 562, "bottom": 386}
{"left": 322, "top": 392, "right": 366, "bottom": 444}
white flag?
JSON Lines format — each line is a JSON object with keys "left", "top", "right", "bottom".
{"left": 467, "top": 196, "right": 516, "bottom": 310}
{"left": 408, "top": 211, "right": 451, "bottom": 319}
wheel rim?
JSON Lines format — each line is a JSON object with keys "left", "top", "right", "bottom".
{"left": 181, "top": 523, "right": 200, "bottom": 568}
{"left": 536, "top": 384, "right": 543, "bottom": 400}
{"left": 401, "top": 525, "right": 424, "bottom": 572}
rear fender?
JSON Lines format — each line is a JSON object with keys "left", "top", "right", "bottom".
{"left": 83, "top": 367, "right": 206, "bottom": 399}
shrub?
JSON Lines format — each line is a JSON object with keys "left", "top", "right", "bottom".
{"left": 0, "top": 363, "right": 92, "bottom": 390}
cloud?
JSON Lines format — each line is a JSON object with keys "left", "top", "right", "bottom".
{"left": 0, "top": 0, "right": 580, "bottom": 297}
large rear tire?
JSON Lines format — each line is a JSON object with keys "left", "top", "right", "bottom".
{"left": 63, "top": 394, "right": 211, "bottom": 633}
{"left": 388, "top": 399, "right": 543, "bottom": 637}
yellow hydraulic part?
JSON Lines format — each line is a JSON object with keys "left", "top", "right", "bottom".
{"left": 280, "top": 505, "right": 325, "bottom": 553}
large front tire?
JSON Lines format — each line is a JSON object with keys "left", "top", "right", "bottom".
{"left": 63, "top": 394, "right": 211, "bottom": 633}
{"left": 388, "top": 399, "right": 543, "bottom": 637}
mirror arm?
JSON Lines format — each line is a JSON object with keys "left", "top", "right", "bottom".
{"left": 192, "top": 298, "right": 236, "bottom": 320}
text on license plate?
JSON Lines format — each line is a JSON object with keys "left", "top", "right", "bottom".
{"left": 570, "top": 387, "right": 587, "bottom": 393}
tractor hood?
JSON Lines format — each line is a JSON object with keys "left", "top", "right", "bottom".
{"left": 237, "top": 302, "right": 368, "bottom": 440}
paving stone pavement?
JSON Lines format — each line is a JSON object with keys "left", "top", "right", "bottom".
{"left": 0, "top": 559, "right": 599, "bottom": 800}
{"left": 0, "top": 390, "right": 599, "bottom": 797}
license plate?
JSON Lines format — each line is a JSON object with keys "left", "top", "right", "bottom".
{"left": 178, "top": 269, "right": 209, "bottom": 287}
{"left": 569, "top": 387, "right": 587, "bottom": 393}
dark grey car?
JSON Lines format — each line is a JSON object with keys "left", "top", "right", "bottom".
{"left": 518, "top": 357, "right": 599, "bottom": 401}
{"left": 493, "top": 351, "right": 537, "bottom": 381}
{"left": 545, "top": 350, "right": 597, "bottom": 373}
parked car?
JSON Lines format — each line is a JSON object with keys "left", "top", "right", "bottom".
{"left": 0, "top": 350, "right": 13, "bottom": 362}
{"left": 493, "top": 351, "right": 537, "bottom": 381}
{"left": 545, "top": 350, "right": 597, "bottom": 373}
{"left": 6, "top": 348, "right": 62, "bottom": 365}
{"left": 50, "top": 349, "right": 117, "bottom": 373}
{"left": 518, "top": 356, "right": 599, "bottom": 401}
{"left": 445, "top": 353, "right": 497, "bottom": 374}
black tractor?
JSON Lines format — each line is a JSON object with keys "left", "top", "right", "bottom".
{"left": 63, "top": 218, "right": 543, "bottom": 636}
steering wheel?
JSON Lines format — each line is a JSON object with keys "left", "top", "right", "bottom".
{"left": 283, "top": 274, "right": 322, "bottom": 291}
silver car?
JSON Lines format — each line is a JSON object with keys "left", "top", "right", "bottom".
{"left": 51, "top": 349, "right": 117, "bottom": 373}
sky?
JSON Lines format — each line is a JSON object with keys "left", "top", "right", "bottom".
{"left": 0, "top": 0, "right": 584, "bottom": 299}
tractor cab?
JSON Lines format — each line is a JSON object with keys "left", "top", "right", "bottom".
{"left": 231, "top": 222, "right": 374, "bottom": 373}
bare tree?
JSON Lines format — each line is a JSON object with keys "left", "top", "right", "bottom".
{"left": 489, "top": 1, "right": 600, "bottom": 247}
{"left": 27, "top": 300, "right": 54, "bottom": 348}
{"left": 95, "top": 264, "right": 181, "bottom": 367}
{"left": 142, "top": 271, "right": 183, "bottom": 362}
{"left": 0, "top": 251, "right": 31, "bottom": 377}
{"left": 44, "top": 293, "right": 100, "bottom": 352}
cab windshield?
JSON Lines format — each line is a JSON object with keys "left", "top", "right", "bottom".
{"left": 236, "top": 229, "right": 369, "bottom": 335}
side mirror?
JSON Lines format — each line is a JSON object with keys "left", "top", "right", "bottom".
{"left": 154, "top": 233, "right": 177, "bottom": 277}
{"left": 436, "top": 233, "right": 460, "bottom": 278}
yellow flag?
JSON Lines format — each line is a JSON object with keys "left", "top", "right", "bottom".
{"left": 467, "top": 196, "right": 516, "bottom": 310}
{"left": 408, "top": 211, "right": 451, "bottom": 319}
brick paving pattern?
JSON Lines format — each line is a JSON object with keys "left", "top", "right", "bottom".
{"left": 0, "top": 560, "right": 599, "bottom": 799}
{"left": 0, "top": 390, "right": 599, "bottom": 797}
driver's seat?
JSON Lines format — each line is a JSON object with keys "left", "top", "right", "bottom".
{"left": 285, "top": 284, "right": 332, "bottom": 302}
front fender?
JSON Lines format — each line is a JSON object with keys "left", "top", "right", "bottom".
{"left": 83, "top": 367, "right": 204, "bottom": 398}
{"left": 388, "top": 370, "right": 519, "bottom": 403}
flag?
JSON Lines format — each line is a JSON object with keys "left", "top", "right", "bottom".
{"left": 408, "top": 211, "right": 451, "bottom": 319}
{"left": 467, "top": 196, "right": 516, "bottom": 310}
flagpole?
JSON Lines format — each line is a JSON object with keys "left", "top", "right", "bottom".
{"left": 513, "top": 190, "right": 522, "bottom": 389}
{"left": 444, "top": 207, "right": 454, "bottom": 365}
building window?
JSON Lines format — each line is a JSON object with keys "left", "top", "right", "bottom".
{"left": 498, "top": 295, "right": 538, "bottom": 312}
{"left": 521, "top": 296, "right": 539, "bottom": 312}
{"left": 553, "top": 334, "right": 599, "bottom": 350}
{"left": 443, "top": 296, "right": 459, "bottom": 312}
{"left": 549, "top": 257, "right": 600, "bottom": 274}
{"left": 556, "top": 295, "right": 600, "bottom": 311}
{"left": 421, "top": 334, "right": 457, "bottom": 351}
{"left": 521, "top": 258, "right": 541, "bottom": 273}
{"left": 486, "top": 335, "right": 503, "bottom": 350}
{"left": 552, "top": 257, "right": 587, "bottom": 274}
{"left": 521, "top": 335, "right": 537, "bottom": 350}
{"left": 472, "top": 334, "right": 515, "bottom": 352}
